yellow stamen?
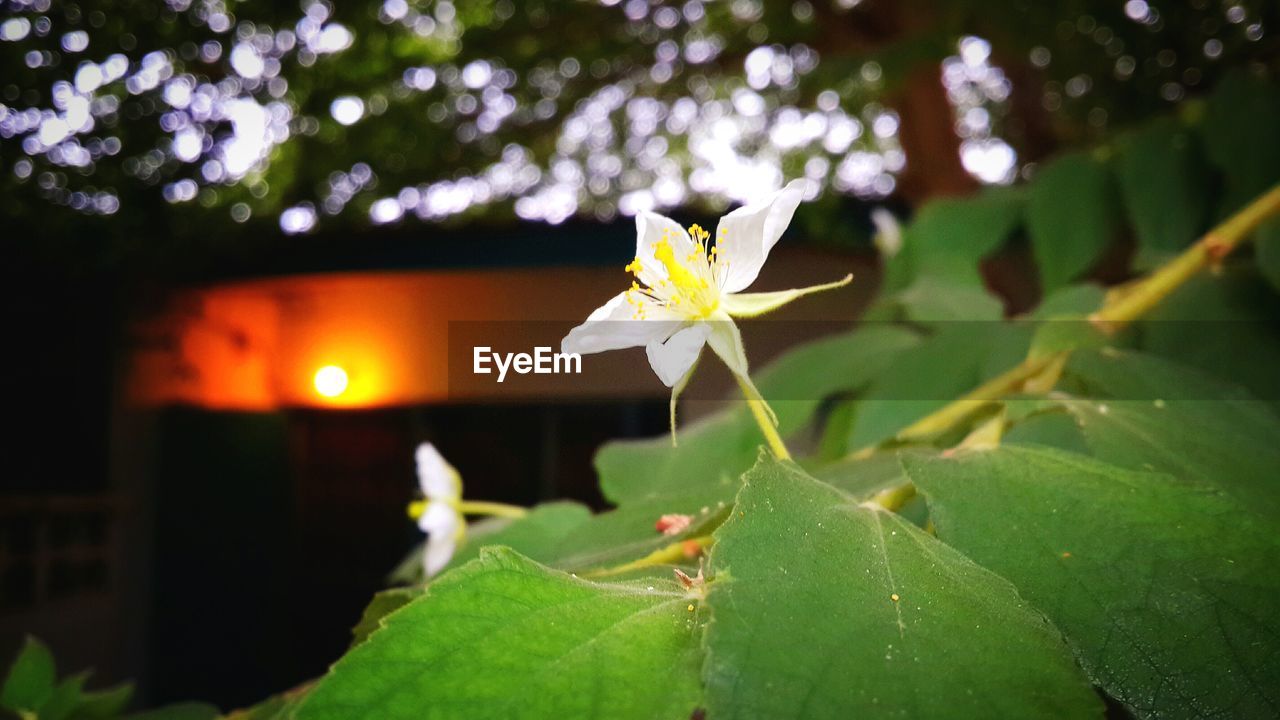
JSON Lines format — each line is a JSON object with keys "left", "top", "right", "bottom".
{"left": 653, "top": 240, "right": 706, "bottom": 291}
{"left": 407, "top": 499, "right": 426, "bottom": 520}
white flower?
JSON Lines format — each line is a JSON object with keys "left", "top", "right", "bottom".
{"left": 561, "top": 179, "right": 851, "bottom": 433}
{"left": 413, "top": 443, "right": 463, "bottom": 577}
{"left": 871, "top": 207, "right": 902, "bottom": 259}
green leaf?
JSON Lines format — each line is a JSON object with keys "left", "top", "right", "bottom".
{"left": 295, "top": 548, "right": 703, "bottom": 720}
{"left": 1035, "top": 350, "right": 1280, "bottom": 516}
{"left": 1026, "top": 152, "right": 1119, "bottom": 292}
{"left": 446, "top": 501, "right": 593, "bottom": 570}
{"left": 1, "top": 636, "right": 57, "bottom": 713}
{"left": 1132, "top": 271, "right": 1280, "bottom": 408}
{"left": 1255, "top": 216, "right": 1280, "bottom": 293}
{"left": 73, "top": 682, "right": 134, "bottom": 719}
{"left": 1000, "top": 407, "right": 1090, "bottom": 456}
{"left": 884, "top": 187, "right": 1025, "bottom": 292}
{"left": 1050, "top": 395, "right": 1280, "bottom": 516}
{"left": 391, "top": 502, "right": 595, "bottom": 583}
{"left": 1114, "top": 118, "right": 1209, "bottom": 261}
{"left": 905, "top": 446, "right": 1280, "bottom": 717}
{"left": 595, "top": 326, "right": 920, "bottom": 506}
{"left": 40, "top": 675, "right": 85, "bottom": 720}
{"left": 703, "top": 458, "right": 1101, "bottom": 719}
{"left": 894, "top": 275, "right": 1004, "bottom": 323}
{"left": 1200, "top": 69, "right": 1280, "bottom": 215}
{"left": 1031, "top": 283, "right": 1107, "bottom": 319}
{"left": 350, "top": 587, "right": 424, "bottom": 647}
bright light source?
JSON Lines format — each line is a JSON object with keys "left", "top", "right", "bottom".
{"left": 314, "top": 365, "right": 349, "bottom": 398}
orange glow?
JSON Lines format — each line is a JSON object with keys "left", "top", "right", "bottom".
{"left": 313, "top": 365, "right": 349, "bottom": 398}
{"left": 126, "top": 256, "right": 862, "bottom": 410}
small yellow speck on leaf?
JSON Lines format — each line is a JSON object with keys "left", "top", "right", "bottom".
{"left": 890, "top": 593, "right": 900, "bottom": 602}
{"left": 687, "top": 604, "right": 695, "bottom": 612}
{"left": 1061, "top": 551, "right": 1072, "bottom": 558}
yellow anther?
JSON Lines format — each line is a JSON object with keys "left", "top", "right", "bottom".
{"left": 624, "top": 257, "right": 643, "bottom": 275}
{"left": 407, "top": 499, "right": 427, "bottom": 520}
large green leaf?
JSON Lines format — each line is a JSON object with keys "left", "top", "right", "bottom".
{"left": 595, "top": 326, "right": 920, "bottom": 506}
{"left": 1026, "top": 152, "right": 1119, "bottom": 292}
{"left": 1114, "top": 118, "right": 1209, "bottom": 261}
{"left": 1, "top": 636, "right": 56, "bottom": 714}
{"left": 703, "top": 458, "right": 1101, "bottom": 719}
{"left": 1200, "top": 69, "right": 1280, "bottom": 215}
{"left": 905, "top": 446, "right": 1280, "bottom": 718}
{"left": 295, "top": 548, "right": 703, "bottom": 720}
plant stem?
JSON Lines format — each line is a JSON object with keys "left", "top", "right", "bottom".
{"left": 737, "top": 375, "right": 792, "bottom": 460}
{"left": 893, "top": 351, "right": 1064, "bottom": 443}
{"left": 583, "top": 535, "right": 713, "bottom": 578}
{"left": 455, "top": 500, "right": 529, "bottom": 519}
{"left": 1090, "top": 183, "right": 1280, "bottom": 333}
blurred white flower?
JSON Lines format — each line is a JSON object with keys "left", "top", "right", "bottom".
{"left": 870, "top": 207, "right": 902, "bottom": 258}
{"left": 411, "top": 443, "right": 463, "bottom": 577}
{"left": 562, "top": 179, "right": 851, "bottom": 438}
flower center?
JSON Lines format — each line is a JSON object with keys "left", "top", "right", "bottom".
{"left": 625, "top": 224, "right": 723, "bottom": 319}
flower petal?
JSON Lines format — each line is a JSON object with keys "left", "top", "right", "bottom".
{"left": 416, "top": 442, "right": 460, "bottom": 501}
{"left": 423, "top": 533, "right": 458, "bottom": 577}
{"left": 713, "top": 179, "right": 808, "bottom": 293}
{"left": 719, "top": 274, "right": 853, "bottom": 318}
{"left": 561, "top": 291, "right": 683, "bottom": 355}
{"left": 417, "top": 500, "right": 460, "bottom": 535}
{"left": 634, "top": 211, "right": 696, "bottom": 286}
{"left": 645, "top": 322, "right": 709, "bottom": 387}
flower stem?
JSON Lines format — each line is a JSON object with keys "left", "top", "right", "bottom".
{"left": 455, "top": 500, "right": 529, "bottom": 519}
{"left": 736, "top": 375, "right": 791, "bottom": 460}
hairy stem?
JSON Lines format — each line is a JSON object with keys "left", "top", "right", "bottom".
{"left": 737, "top": 375, "right": 792, "bottom": 460}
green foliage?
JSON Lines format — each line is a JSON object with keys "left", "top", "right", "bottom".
{"left": 1026, "top": 152, "right": 1119, "bottom": 292}
{"left": 905, "top": 446, "right": 1280, "bottom": 717}
{"left": 2, "top": 637, "right": 57, "bottom": 716}
{"left": 704, "top": 459, "right": 1101, "bottom": 719}
{"left": 294, "top": 548, "right": 704, "bottom": 720}
{"left": 0, "top": 637, "right": 214, "bottom": 720}
{"left": 1201, "top": 69, "right": 1280, "bottom": 215}
{"left": 1114, "top": 118, "right": 1209, "bottom": 262}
